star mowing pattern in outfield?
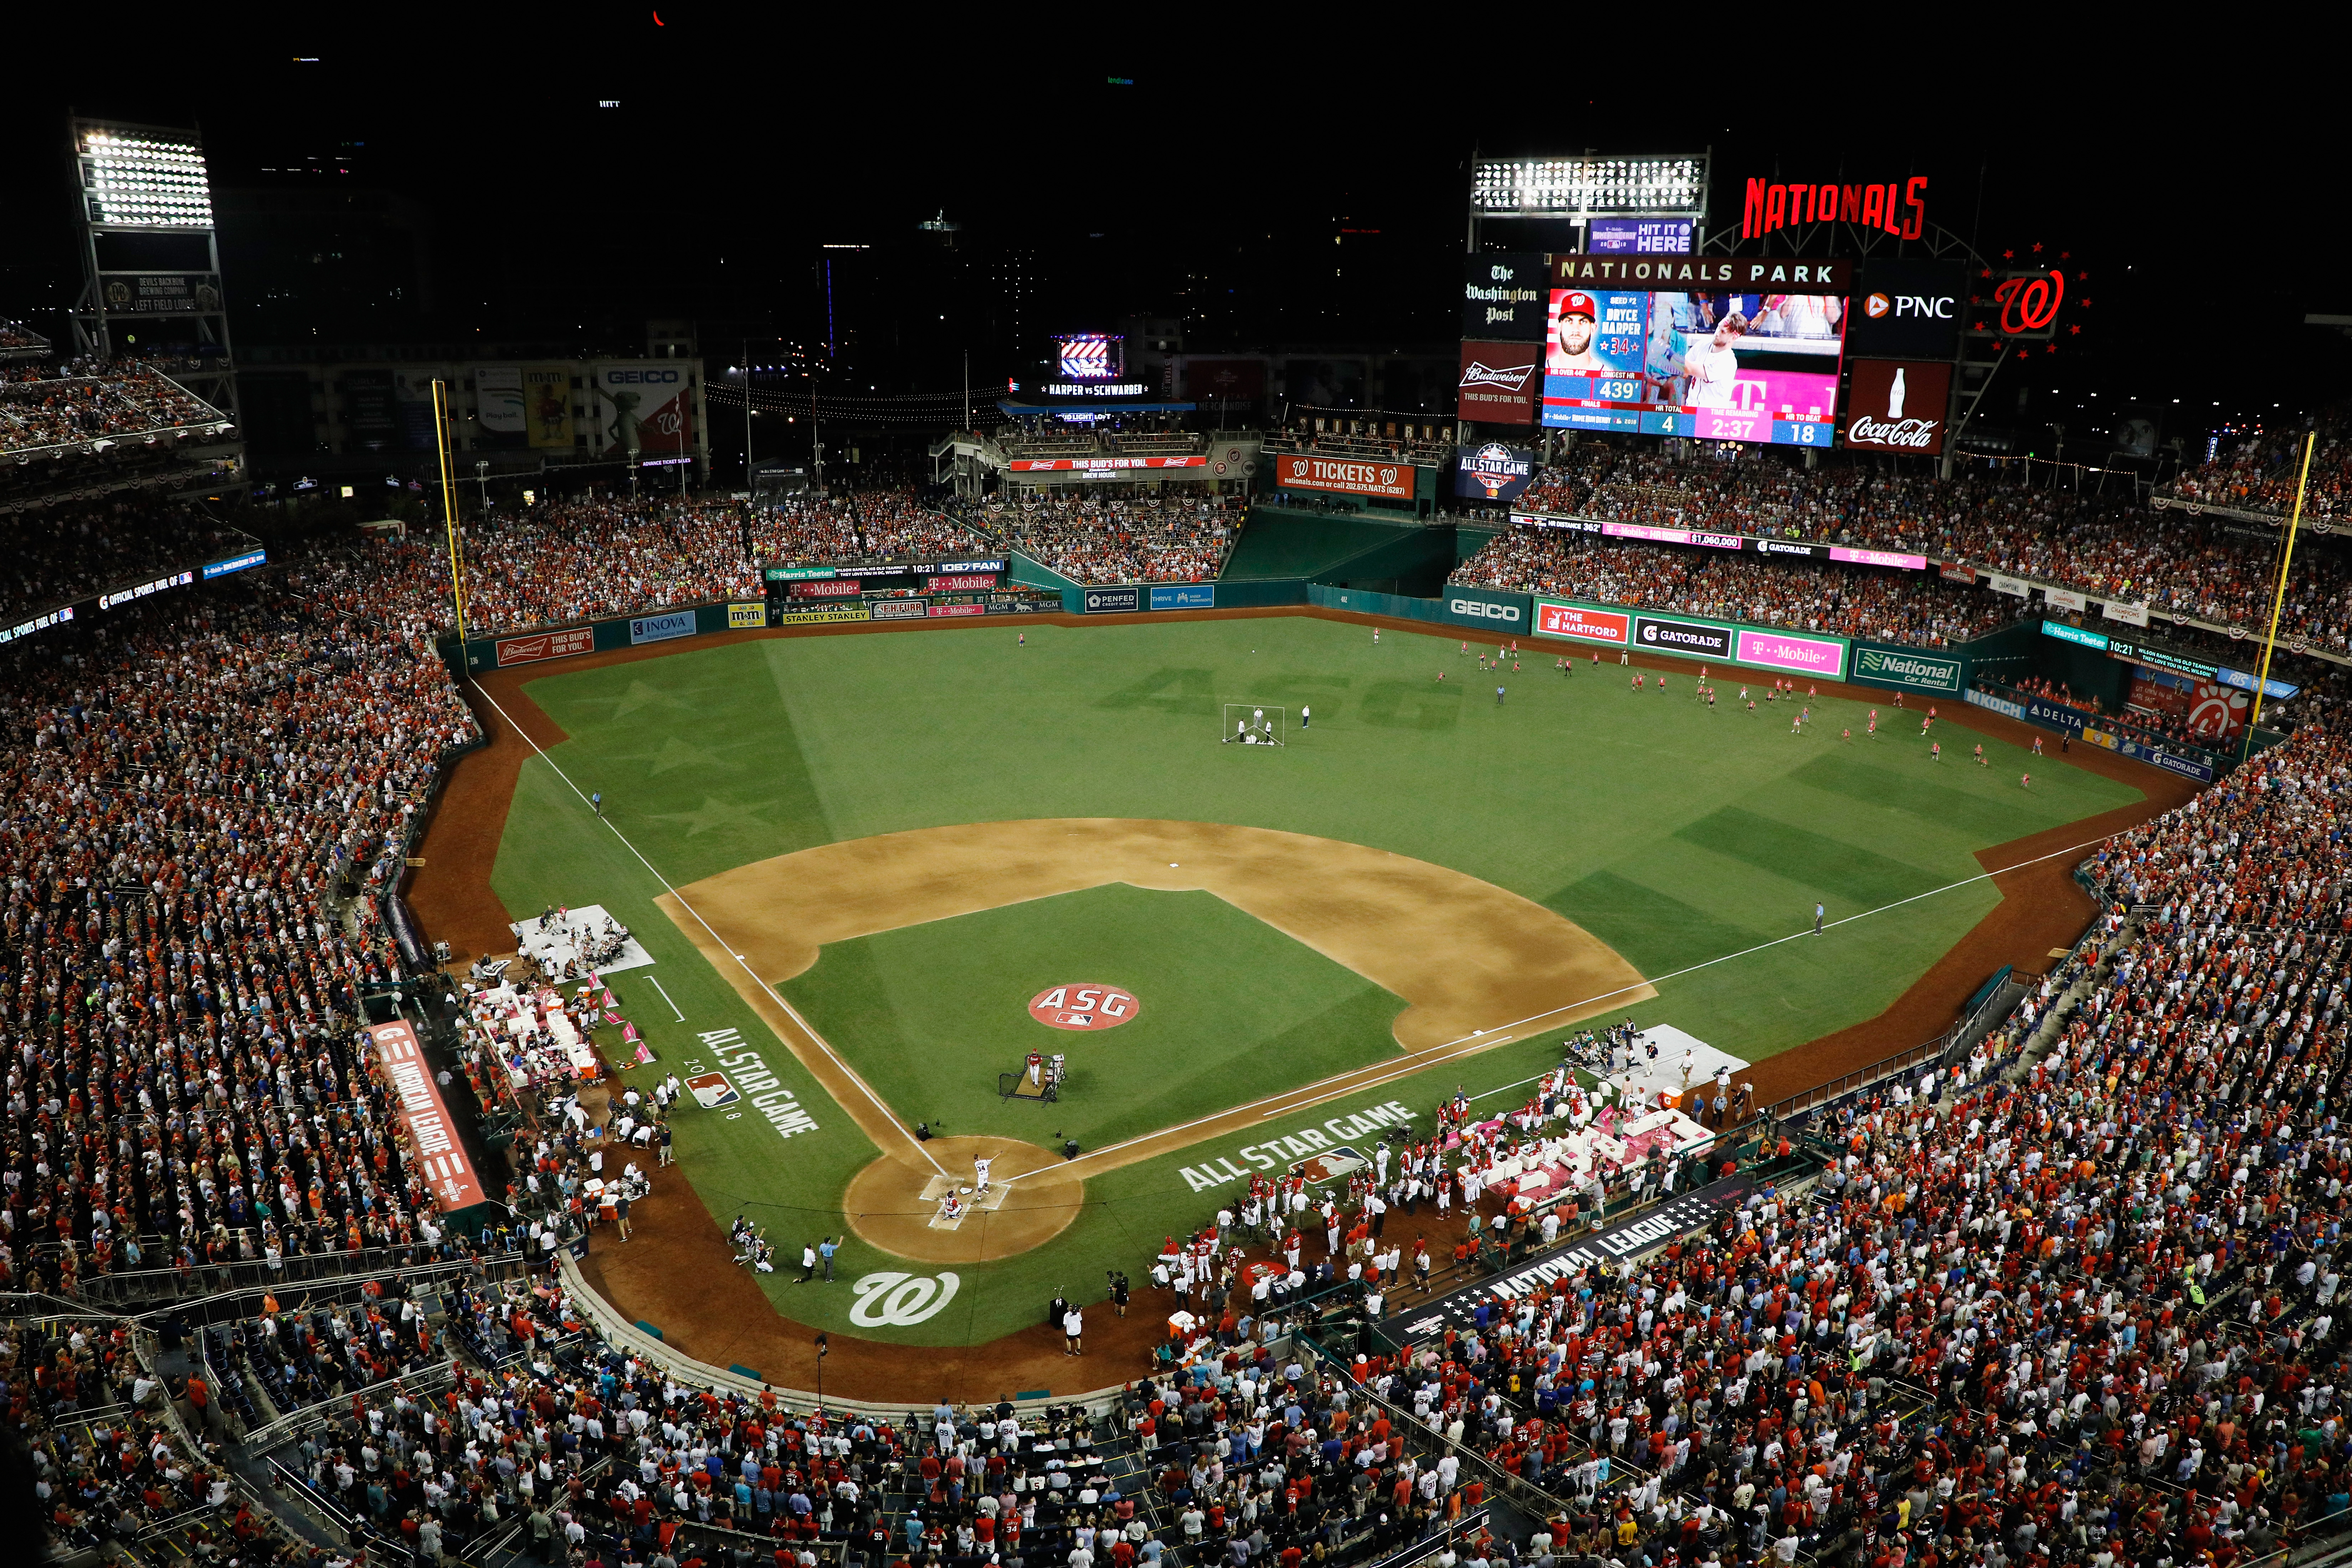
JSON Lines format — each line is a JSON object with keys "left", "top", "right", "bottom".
{"left": 647, "top": 795, "right": 774, "bottom": 838}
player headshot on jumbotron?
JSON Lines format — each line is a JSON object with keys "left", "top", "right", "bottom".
{"left": 1550, "top": 291, "right": 1609, "bottom": 372}
{"left": 1680, "top": 311, "right": 1749, "bottom": 408}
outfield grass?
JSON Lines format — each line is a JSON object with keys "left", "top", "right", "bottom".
{"left": 487, "top": 614, "right": 2143, "bottom": 1345}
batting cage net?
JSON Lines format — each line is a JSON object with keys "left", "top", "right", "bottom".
{"left": 1221, "top": 703, "right": 1286, "bottom": 746}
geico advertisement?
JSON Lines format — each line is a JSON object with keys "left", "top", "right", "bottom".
{"left": 592, "top": 361, "right": 694, "bottom": 455}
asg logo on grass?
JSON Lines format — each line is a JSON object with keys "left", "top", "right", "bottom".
{"left": 1030, "top": 984, "right": 1139, "bottom": 1032}
{"left": 850, "top": 1271, "right": 960, "bottom": 1327}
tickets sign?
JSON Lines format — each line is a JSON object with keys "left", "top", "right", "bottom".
{"left": 1274, "top": 454, "right": 1417, "bottom": 500}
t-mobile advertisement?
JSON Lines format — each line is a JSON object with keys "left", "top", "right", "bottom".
{"left": 1734, "top": 627, "right": 1850, "bottom": 680}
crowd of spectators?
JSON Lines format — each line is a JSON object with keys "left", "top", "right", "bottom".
{"left": 1453, "top": 530, "right": 2010, "bottom": 648}
{"left": 2161, "top": 415, "right": 2351, "bottom": 522}
{"left": 1504, "top": 441, "right": 2352, "bottom": 656}
{"left": 0, "top": 319, "right": 48, "bottom": 351}
{"left": 965, "top": 493, "right": 1238, "bottom": 585}
{"left": 746, "top": 491, "right": 979, "bottom": 568}
{"left": 0, "top": 361, "right": 226, "bottom": 456}
{"left": 0, "top": 550, "right": 481, "bottom": 1302}
{"left": 1264, "top": 421, "right": 1451, "bottom": 469}
{"left": 0, "top": 500, "right": 248, "bottom": 620}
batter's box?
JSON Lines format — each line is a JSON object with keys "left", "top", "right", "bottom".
{"left": 919, "top": 1176, "right": 1011, "bottom": 1230}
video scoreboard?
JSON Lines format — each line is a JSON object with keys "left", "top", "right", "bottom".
{"left": 1540, "top": 272, "right": 1845, "bottom": 449}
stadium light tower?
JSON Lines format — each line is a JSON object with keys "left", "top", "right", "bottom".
{"left": 67, "top": 117, "right": 240, "bottom": 434}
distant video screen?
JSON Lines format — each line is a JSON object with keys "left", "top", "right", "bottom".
{"left": 1541, "top": 287, "right": 1844, "bottom": 447}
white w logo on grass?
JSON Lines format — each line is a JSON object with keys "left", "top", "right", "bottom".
{"left": 849, "top": 1271, "right": 961, "bottom": 1327}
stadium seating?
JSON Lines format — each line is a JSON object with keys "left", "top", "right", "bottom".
{"left": 1493, "top": 439, "right": 2352, "bottom": 656}
{"left": 0, "top": 501, "right": 249, "bottom": 620}
{"left": 2161, "top": 413, "right": 2351, "bottom": 520}
{"left": 1452, "top": 530, "right": 2009, "bottom": 648}
{"left": 0, "top": 360, "right": 229, "bottom": 458}
{"left": 12, "top": 478, "right": 2352, "bottom": 1568}
{"left": 963, "top": 494, "right": 1239, "bottom": 585}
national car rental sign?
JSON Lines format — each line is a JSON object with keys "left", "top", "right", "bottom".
{"left": 1274, "top": 454, "right": 1417, "bottom": 501}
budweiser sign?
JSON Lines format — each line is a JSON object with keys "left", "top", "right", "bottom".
{"left": 1843, "top": 360, "right": 1951, "bottom": 456}
{"left": 1457, "top": 340, "right": 1540, "bottom": 424}
{"left": 1462, "top": 360, "right": 1535, "bottom": 391}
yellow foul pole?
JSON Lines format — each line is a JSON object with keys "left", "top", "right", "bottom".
{"left": 433, "top": 378, "right": 468, "bottom": 644}
{"left": 2244, "top": 430, "right": 2316, "bottom": 762}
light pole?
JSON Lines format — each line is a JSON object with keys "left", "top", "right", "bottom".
{"left": 473, "top": 459, "right": 490, "bottom": 517}
{"left": 742, "top": 339, "right": 755, "bottom": 492}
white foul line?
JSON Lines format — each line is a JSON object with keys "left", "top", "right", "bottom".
{"left": 646, "top": 975, "right": 686, "bottom": 1023}
{"left": 465, "top": 679, "right": 948, "bottom": 1178}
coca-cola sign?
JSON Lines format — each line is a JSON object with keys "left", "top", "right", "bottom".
{"left": 1842, "top": 360, "right": 1951, "bottom": 455}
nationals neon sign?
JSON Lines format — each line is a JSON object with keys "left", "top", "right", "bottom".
{"left": 1993, "top": 270, "right": 2065, "bottom": 334}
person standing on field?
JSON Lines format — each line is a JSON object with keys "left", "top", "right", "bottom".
{"left": 1301, "top": 704, "right": 1310, "bottom": 730}
{"left": 1062, "top": 1305, "right": 1083, "bottom": 1356}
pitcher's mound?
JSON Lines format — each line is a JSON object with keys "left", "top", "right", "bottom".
{"left": 843, "top": 1135, "right": 1085, "bottom": 1264}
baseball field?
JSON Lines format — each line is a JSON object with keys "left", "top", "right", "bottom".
{"left": 466, "top": 611, "right": 2145, "bottom": 1352}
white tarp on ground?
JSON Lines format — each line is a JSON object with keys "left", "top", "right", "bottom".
{"left": 1599, "top": 1023, "right": 1749, "bottom": 1111}
{"left": 510, "top": 904, "right": 656, "bottom": 979}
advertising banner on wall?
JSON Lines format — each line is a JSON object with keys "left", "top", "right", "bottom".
{"left": 495, "top": 626, "right": 596, "bottom": 667}
{"left": 1151, "top": 584, "right": 1216, "bottom": 610}
{"left": 1457, "top": 343, "right": 1542, "bottom": 425}
{"left": 1635, "top": 614, "right": 1735, "bottom": 661}
{"left": 474, "top": 366, "right": 528, "bottom": 448}
{"left": 393, "top": 367, "right": 446, "bottom": 452}
{"left": 1463, "top": 253, "right": 1550, "bottom": 342}
{"left": 1533, "top": 600, "right": 1632, "bottom": 644}
{"left": 1733, "top": 626, "right": 1850, "bottom": 680}
{"left": 1273, "top": 454, "right": 1417, "bottom": 501}
{"left": 1842, "top": 360, "right": 1951, "bottom": 455}
{"left": 525, "top": 365, "right": 575, "bottom": 449}
{"left": 1850, "top": 641, "right": 1964, "bottom": 694}
{"left": 1453, "top": 443, "right": 1537, "bottom": 502}
{"left": 1587, "top": 219, "right": 1693, "bottom": 254}
{"left": 345, "top": 369, "right": 397, "bottom": 453}
{"left": 1849, "top": 258, "right": 1966, "bottom": 360}
{"left": 369, "top": 1021, "right": 488, "bottom": 1213}
{"left": 727, "top": 602, "right": 768, "bottom": 628}
{"left": 1082, "top": 586, "right": 1142, "bottom": 613}
{"left": 1442, "top": 586, "right": 1531, "bottom": 629}
{"left": 592, "top": 361, "right": 693, "bottom": 456}
{"left": 100, "top": 271, "right": 224, "bottom": 314}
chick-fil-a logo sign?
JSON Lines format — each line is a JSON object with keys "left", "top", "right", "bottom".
{"left": 1993, "top": 270, "right": 2066, "bottom": 335}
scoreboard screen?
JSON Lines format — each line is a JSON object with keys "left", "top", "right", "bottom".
{"left": 1541, "top": 286, "right": 1844, "bottom": 448}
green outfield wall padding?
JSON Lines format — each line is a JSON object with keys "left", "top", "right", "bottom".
{"left": 1221, "top": 506, "right": 1422, "bottom": 581}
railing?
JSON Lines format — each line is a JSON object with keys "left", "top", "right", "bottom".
{"left": 242, "top": 1356, "right": 459, "bottom": 1449}
{"left": 1763, "top": 964, "right": 2035, "bottom": 1126}
{"left": 78, "top": 1238, "right": 529, "bottom": 1308}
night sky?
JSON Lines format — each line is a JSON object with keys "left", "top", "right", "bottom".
{"left": 3, "top": 27, "right": 2341, "bottom": 449}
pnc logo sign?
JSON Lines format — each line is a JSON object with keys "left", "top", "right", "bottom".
{"left": 1449, "top": 598, "right": 1521, "bottom": 622}
{"left": 1864, "top": 292, "right": 1955, "bottom": 321}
